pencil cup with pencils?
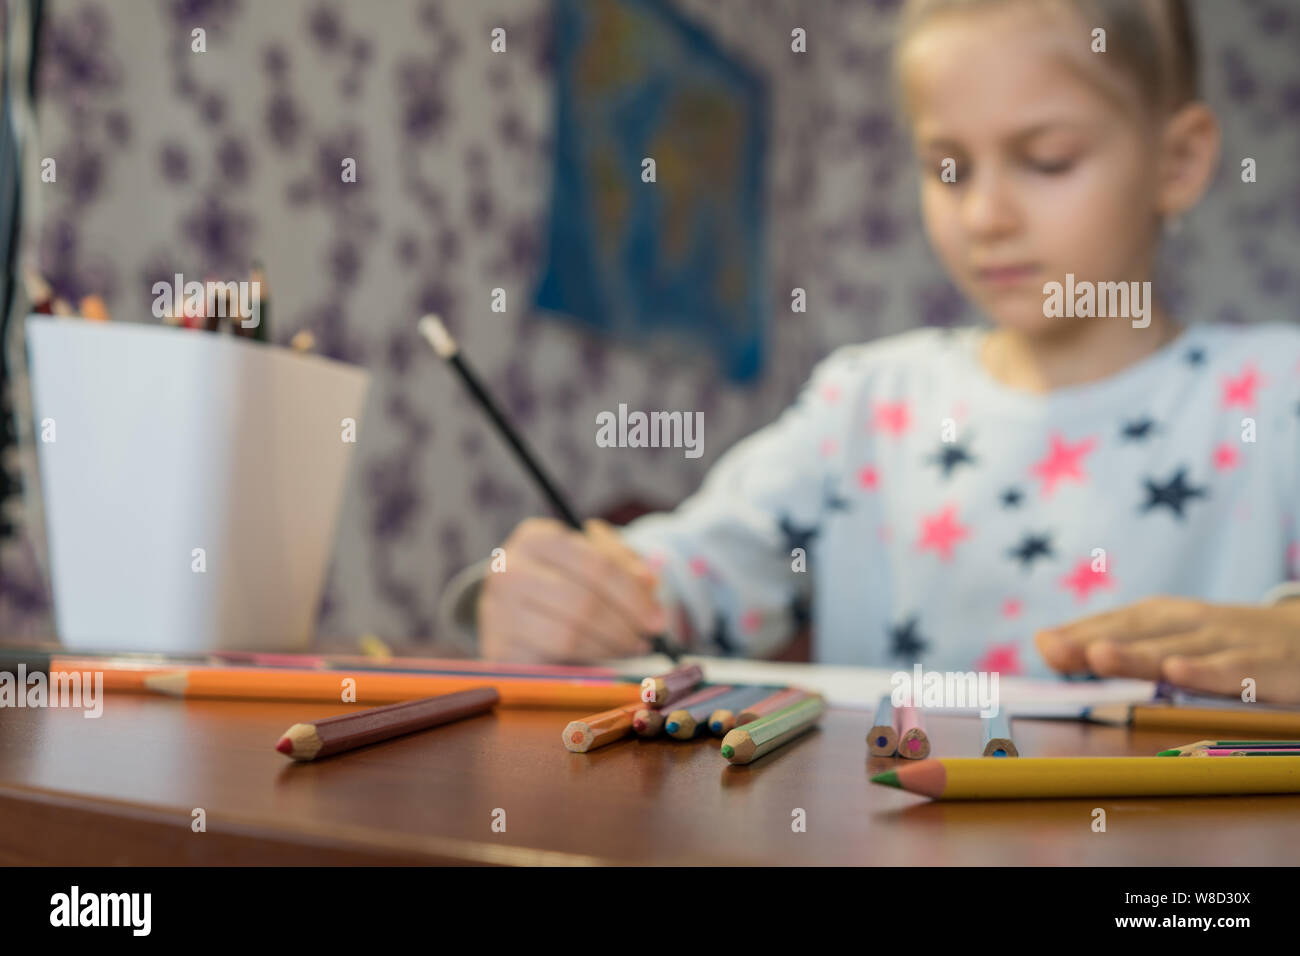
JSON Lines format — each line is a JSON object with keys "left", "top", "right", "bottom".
{"left": 25, "top": 317, "right": 369, "bottom": 652}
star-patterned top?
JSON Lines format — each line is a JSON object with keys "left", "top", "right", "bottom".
{"left": 621, "top": 323, "right": 1300, "bottom": 676}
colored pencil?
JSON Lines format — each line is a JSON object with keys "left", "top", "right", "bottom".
{"left": 664, "top": 685, "right": 736, "bottom": 740}
{"left": 275, "top": 688, "right": 498, "bottom": 761}
{"left": 720, "top": 695, "right": 825, "bottom": 765}
{"left": 1191, "top": 748, "right": 1300, "bottom": 757}
{"left": 1084, "top": 703, "right": 1300, "bottom": 736}
{"left": 639, "top": 664, "right": 703, "bottom": 707}
{"left": 563, "top": 702, "right": 643, "bottom": 753}
{"left": 2, "top": 649, "right": 634, "bottom": 695}
{"left": 982, "top": 712, "right": 1018, "bottom": 757}
{"left": 896, "top": 705, "right": 930, "bottom": 760}
{"left": 4, "top": 656, "right": 632, "bottom": 696}
{"left": 419, "top": 314, "right": 680, "bottom": 663}
{"left": 708, "top": 686, "right": 776, "bottom": 736}
{"left": 2, "top": 645, "right": 629, "bottom": 677}
{"left": 872, "top": 756, "right": 1300, "bottom": 800}
{"left": 867, "top": 695, "right": 899, "bottom": 757}
{"left": 632, "top": 707, "right": 666, "bottom": 738}
{"left": 738, "top": 687, "right": 810, "bottom": 725}
{"left": 142, "top": 667, "right": 640, "bottom": 708}
{"left": 1157, "top": 740, "right": 1300, "bottom": 756}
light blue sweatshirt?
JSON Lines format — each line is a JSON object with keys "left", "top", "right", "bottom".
{"left": 619, "top": 323, "right": 1300, "bottom": 675}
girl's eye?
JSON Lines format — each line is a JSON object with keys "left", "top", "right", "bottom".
{"left": 1028, "top": 157, "right": 1076, "bottom": 174}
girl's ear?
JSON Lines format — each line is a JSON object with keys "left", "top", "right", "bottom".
{"left": 1155, "top": 102, "right": 1221, "bottom": 221}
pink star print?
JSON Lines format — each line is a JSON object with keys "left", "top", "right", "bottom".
{"left": 1030, "top": 433, "right": 1096, "bottom": 497}
{"left": 1060, "top": 559, "right": 1113, "bottom": 602}
{"left": 688, "top": 557, "right": 710, "bottom": 578}
{"left": 740, "top": 610, "right": 762, "bottom": 633}
{"left": 975, "top": 642, "right": 1022, "bottom": 675}
{"left": 916, "top": 505, "right": 970, "bottom": 561}
{"left": 1221, "top": 363, "right": 1263, "bottom": 410}
{"left": 857, "top": 465, "right": 879, "bottom": 490}
{"left": 1001, "top": 598, "right": 1022, "bottom": 619}
{"left": 872, "top": 401, "right": 911, "bottom": 436}
{"left": 1213, "top": 442, "right": 1240, "bottom": 471}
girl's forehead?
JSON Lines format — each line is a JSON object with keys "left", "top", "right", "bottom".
{"left": 900, "top": 4, "right": 1141, "bottom": 134}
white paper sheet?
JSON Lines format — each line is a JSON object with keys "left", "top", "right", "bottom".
{"left": 609, "top": 654, "right": 1157, "bottom": 715}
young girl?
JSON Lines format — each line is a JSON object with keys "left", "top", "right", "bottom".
{"left": 458, "top": 0, "right": 1300, "bottom": 703}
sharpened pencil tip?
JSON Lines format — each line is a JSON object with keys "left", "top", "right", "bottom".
{"left": 417, "top": 314, "right": 458, "bottom": 359}
{"left": 1156, "top": 749, "right": 1181, "bottom": 756}
{"left": 871, "top": 770, "right": 901, "bottom": 789}
{"left": 720, "top": 744, "right": 734, "bottom": 759}
{"left": 275, "top": 736, "right": 293, "bottom": 756}
{"left": 665, "top": 721, "right": 679, "bottom": 734}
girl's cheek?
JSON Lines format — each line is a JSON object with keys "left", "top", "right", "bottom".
{"left": 920, "top": 184, "right": 965, "bottom": 260}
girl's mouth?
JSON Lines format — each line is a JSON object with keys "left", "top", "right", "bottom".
{"left": 977, "top": 264, "right": 1040, "bottom": 288}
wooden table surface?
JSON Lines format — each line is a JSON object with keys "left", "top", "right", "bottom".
{"left": 3, "top": 693, "right": 1297, "bottom": 865}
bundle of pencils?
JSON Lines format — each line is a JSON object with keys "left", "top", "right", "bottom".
{"left": 565, "top": 667, "right": 811, "bottom": 754}
{"left": 567, "top": 663, "right": 703, "bottom": 751}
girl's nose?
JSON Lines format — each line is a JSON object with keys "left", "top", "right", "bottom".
{"left": 962, "top": 167, "right": 1021, "bottom": 239}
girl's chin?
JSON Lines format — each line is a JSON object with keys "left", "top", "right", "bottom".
{"left": 982, "top": 303, "right": 1078, "bottom": 336}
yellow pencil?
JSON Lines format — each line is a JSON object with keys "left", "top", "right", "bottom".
{"left": 873, "top": 756, "right": 1300, "bottom": 800}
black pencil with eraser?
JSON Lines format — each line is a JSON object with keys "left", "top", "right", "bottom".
{"left": 419, "top": 314, "right": 682, "bottom": 663}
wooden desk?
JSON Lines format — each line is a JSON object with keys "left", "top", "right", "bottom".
{"left": 2, "top": 694, "right": 1297, "bottom": 865}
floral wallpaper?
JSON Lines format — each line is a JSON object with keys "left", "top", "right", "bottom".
{"left": 2, "top": 0, "right": 1299, "bottom": 646}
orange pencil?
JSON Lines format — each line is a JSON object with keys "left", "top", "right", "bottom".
{"left": 142, "top": 667, "right": 640, "bottom": 708}
{"left": 1085, "top": 703, "right": 1300, "bottom": 737}
{"left": 563, "top": 702, "right": 642, "bottom": 752}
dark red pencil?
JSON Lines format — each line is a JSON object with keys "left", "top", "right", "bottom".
{"left": 274, "top": 687, "right": 499, "bottom": 761}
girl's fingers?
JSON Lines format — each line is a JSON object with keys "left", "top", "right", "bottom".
{"left": 1036, "top": 597, "right": 1211, "bottom": 672}
{"left": 1081, "top": 627, "right": 1238, "bottom": 680}
{"left": 521, "top": 522, "right": 663, "bottom": 635}
{"left": 496, "top": 560, "right": 649, "bottom": 659}
{"left": 1163, "top": 647, "right": 1300, "bottom": 705}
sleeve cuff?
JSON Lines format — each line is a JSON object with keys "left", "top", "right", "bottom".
{"left": 1262, "top": 581, "right": 1300, "bottom": 605}
{"left": 436, "top": 559, "right": 491, "bottom": 656}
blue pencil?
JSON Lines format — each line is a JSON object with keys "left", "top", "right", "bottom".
{"left": 868, "top": 695, "right": 898, "bottom": 756}
{"left": 982, "top": 712, "right": 1018, "bottom": 757}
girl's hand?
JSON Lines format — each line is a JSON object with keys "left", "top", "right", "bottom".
{"left": 477, "top": 517, "right": 666, "bottom": 663}
{"left": 1035, "top": 597, "right": 1300, "bottom": 705}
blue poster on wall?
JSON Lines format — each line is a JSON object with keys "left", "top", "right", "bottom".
{"left": 535, "top": 0, "right": 769, "bottom": 383}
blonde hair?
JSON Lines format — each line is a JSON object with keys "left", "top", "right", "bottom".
{"left": 893, "top": 0, "right": 1200, "bottom": 120}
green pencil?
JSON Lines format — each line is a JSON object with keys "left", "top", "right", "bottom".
{"left": 720, "top": 695, "right": 825, "bottom": 765}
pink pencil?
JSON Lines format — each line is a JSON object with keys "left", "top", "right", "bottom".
{"left": 1192, "top": 747, "right": 1300, "bottom": 757}
{"left": 737, "top": 687, "right": 811, "bottom": 725}
{"left": 896, "top": 706, "right": 930, "bottom": 760}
